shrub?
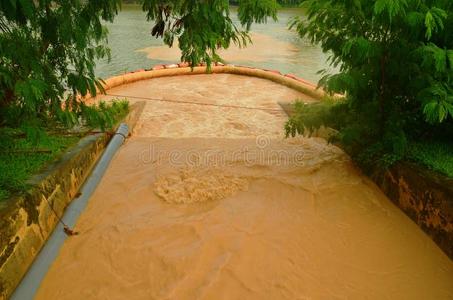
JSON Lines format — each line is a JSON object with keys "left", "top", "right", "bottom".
{"left": 286, "top": 0, "right": 453, "bottom": 169}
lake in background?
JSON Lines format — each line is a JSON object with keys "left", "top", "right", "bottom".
{"left": 95, "top": 5, "right": 334, "bottom": 83}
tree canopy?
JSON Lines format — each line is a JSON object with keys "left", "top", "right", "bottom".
{"left": 0, "top": 0, "right": 278, "bottom": 135}
{"left": 286, "top": 0, "right": 453, "bottom": 168}
{"left": 0, "top": 0, "right": 122, "bottom": 133}
{"left": 144, "top": 0, "right": 277, "bottom": 66}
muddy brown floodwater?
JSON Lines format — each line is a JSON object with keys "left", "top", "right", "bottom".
{"left": 37, "top": 74, "right": 453, "bottom": 300}
{"left": 137, "top": 33, "right": 300, "bottom": 65}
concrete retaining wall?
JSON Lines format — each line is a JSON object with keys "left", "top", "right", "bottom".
{"left": 279, "top": 101, "right": 453, "bottom": 260}
{"left": 0, "top": 102, "right": 145, "bottom": 299}
{"left": 371, "top": 163, "right": 453, "bottom": 259}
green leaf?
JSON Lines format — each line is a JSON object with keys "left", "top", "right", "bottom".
{"left": 447, "top": 50, "right": 453, "bottom": 69}
{"left": 424, "top": 8, "right": 447, "bottom": 40}
{"left": 374, "top": 0, "right": 407, "bottom": 21}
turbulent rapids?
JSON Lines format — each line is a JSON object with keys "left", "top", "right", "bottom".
{"left": 36, "top": 74, "right": 453, "bottom": 300}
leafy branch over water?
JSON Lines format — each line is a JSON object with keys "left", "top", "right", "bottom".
{"left": 286, "top": 0, "right": 453, "bottom": 171}
{"left": 143, "top": 0, "right": 278, "bottom": 66}
{"left": 0, "top": 0, "right": 279, "bottom": 136}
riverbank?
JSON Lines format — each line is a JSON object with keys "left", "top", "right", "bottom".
{"left": 0, "top": 101, "right": 130, "bottom": 299}
{"left": 0, "top": 101, "right": 129, "bottom": 202}
{"left": 35, "top": 72, "right": 453, "bottom": 300}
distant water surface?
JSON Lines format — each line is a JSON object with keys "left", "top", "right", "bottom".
{"left": 96, "top": 5, "right": 334, "bottom": 83}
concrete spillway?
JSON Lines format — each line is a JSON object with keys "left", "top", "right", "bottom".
{"left": 36, "top": 72, "right": 453, "bottom": 299}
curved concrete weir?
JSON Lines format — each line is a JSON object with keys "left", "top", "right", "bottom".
{"left": 36, "top": 73, "right": 453, "bottom": 299}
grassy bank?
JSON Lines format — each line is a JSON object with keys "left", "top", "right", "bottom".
{"left": 408, "top": 140, "right": 453, "bottom": 178}
{"left": 285, "top": 101, "right": 453, "bottom": 178}
{"left": 0, "top": 132, "right": 80, "bottom": 201}
{"left": 0, "top": 100, "right": 129, "bottom": 201}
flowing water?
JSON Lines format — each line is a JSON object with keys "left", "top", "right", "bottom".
{"left": 95, "top": 5, "right": 334, "bottom": 83}
{"left": 34, "top": 4, "right": 453, "bottom": 299}
{"left": 36, "top": 75, "right": 453, "bottom": 299}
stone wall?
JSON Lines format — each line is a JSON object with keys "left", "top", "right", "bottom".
{"left": 371, "top": 162, "right": 453, "bottom": 259}
{"left": 0, "top": 134, "right": 110, "bottom": 299}
{"left": 0, "top": 101, "right": 145, "bottom": 299}
{"left": 279, "top": 101, "right": 453, "bottom": 260}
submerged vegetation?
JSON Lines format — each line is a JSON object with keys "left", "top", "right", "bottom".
{"left": 286, "top": 0, "right": 453, "bottom": 175}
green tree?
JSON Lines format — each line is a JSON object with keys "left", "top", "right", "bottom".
{"left": 0, "top": 0, "right": 122, "bottom": 133}
{"left": 286, "top": 0, "right": 453, "bottom": 168}
{"left": 144, "top": 0, "right": 278, "bottom": 66}
{"left": 0, "top": 0, "right": 278, "bottom": 134}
